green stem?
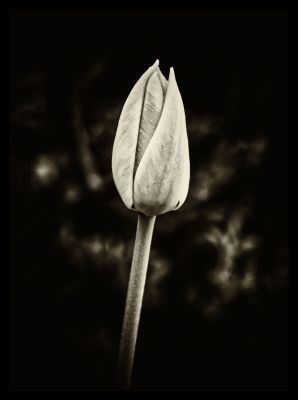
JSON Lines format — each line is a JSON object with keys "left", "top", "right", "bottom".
{"left": 116, "top": 212, "right": 156, "bottom": 390}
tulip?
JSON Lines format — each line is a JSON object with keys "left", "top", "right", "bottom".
{"left": 112, "top": 59, "right": 190, "bottom": 216}
{"left": 113, "top": 60, "right": 190, "bottom": 390}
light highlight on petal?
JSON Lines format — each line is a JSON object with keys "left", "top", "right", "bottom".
{"left": 112, "top": 60, "right": 159, "bottom": 208}
{"left": 135, "top": 71, "right": 164, "bottom": 172}
{"left": 134, "top": 68, "right": 190, "bottom": 215}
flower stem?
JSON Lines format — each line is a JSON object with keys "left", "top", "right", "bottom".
{"left": 116, "top": 212, "right": 156, "bottom": 390}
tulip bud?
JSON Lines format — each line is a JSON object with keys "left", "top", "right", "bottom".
{"left": 112, "top": 60, "right": 190, "bottom": 216}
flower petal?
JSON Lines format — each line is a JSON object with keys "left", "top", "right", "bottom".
{"left": 112, "top": 60, "right": 159, "bottom": 209}
{"left": 135, "top": 71, "right": 164, "bottom": 173}
{"left": 134, "top": 68, "right": 190, "bottom": 216}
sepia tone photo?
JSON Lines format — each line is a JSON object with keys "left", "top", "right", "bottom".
{"left": 10, "top": 9, "right": 289, "bottom": 391}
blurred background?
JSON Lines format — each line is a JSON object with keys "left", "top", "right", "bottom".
{"left": 10, "top": 10, "right": 289, "bottom": 390}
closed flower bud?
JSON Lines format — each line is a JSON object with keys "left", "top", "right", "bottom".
{"left": 112, "top": 60, "right": 190, "bottom": 216}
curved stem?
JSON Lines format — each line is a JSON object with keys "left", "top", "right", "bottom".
{"left": 116, "top": 213, "right": 156, "bottom": 390}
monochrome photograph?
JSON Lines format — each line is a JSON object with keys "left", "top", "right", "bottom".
{"left": 10, "top": 9, "right": 289, "bottom": 391}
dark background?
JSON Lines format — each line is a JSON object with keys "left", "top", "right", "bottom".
{"left": 10, "top": 10, "right": 289, "bottom": 390}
